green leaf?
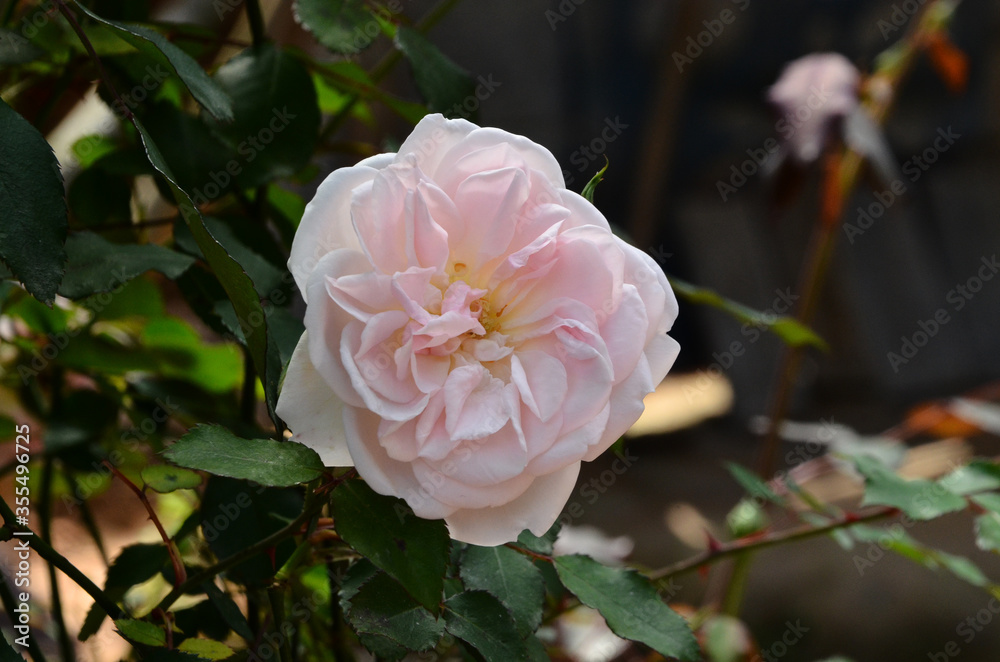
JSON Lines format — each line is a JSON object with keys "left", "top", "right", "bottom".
{"left": 852, "top": 525, "right": 989, "bottom": 587}
{"left": 203, "top": 580, "right": 254, "bottom": 642}
{"left": 141, "top": 465, "right": 202, "bottom": 493}
{"left": 200, "top": 476, "right": 302, "bottom": 584}
{"left": 669, "top": 277, "right": 828, "bottom": 350}
{"left": 395, "top": 27, "right": 475, "bottom": 117}
{"left": 80, "top": 543, "right": 169, "bottom": 640}
{"left": 459, "top": 545, "right": 544, "bottom": 636}
{"left": 141, "top": 317, "right": 244, "bottom": 394}
{"left": 940, "top": 460, "right": 1000, "bottom": 496}
{"left": 0, "top": 28, "right": 45, "bottom": 64}
{"left": 204, "top": 44, "right": 321, "bottom": 188}
{"left": 58, "top": 232, "right": 195, "bottom": 299}
{"left": 972, "top": 492, "right": 1000, "bottom": 513}
{"left": 130, "top": 115, "right": 283, "bottom": 425}
{"left": 554, "top": 554, "right": 699, "bottom": 661}
{"left": 701, "top": 614, "right": 753, "bottom": 662}
{"left": 0, "top": 98, "right": 68, "bottom": 305}
{"left": 727, "top": 462, "right": 785, "bottom": 505}
{"left": 293, "top": 0, "right": 374, "bottom": 54}
{"left": 72, "top": 3, "right": 233, "bottom": 121}
{"left": 442, "top": 590, "right": 529, "bottom": 662}
{"left": 974, "top": 512, "right": 1000, "bottom": 553}
{"left": 331, "top": 480, "right": 449, "bottom": 612}
{"left": 140, "top": 103, "right": 235, "bottom": 198}
{"left": 173, "top": 216, "right": 287, "bottom": 297}
{"left": 72, "top": 134, "right": 119, "bottom": 168}
{"left": 516, "top": 523, "right": 560, "bottom": 556}
{"left": 0, "top": 628, "right": 20, "bottom": 661}
{"left": 314, "top": 61, "right": 427, "bottom": 124}
{"left": 176, "top": 638, "right": 235, "bottom": 660}
{"left": 853, "top": 456, "right": 967, "bottom": 520}
{"left": 164, "top": 424, "right": 324, "bottom": 487}
{"left": 581, "top": 158, "right": 608, "bottom": 203}
{"left": 344, "top": 570, "right": 444, "bottom": 656}
{"left": 115, "top": 619, "right": 166, "bottom": 646}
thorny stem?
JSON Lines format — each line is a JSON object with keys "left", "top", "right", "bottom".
{"left": 648, "top": 506, "right": 899, "bottom": 582}
{"left": 0, "top": 495, "right": 127, "bottom": 621}
{"left": 156, "top": 485, "right": 329, "bottom": 612}
{"left": 104, "top": 461, "right": 187, "bottom": 587}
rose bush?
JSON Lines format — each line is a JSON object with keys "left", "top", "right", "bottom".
{"left": 277, "top": 113, "right": 679, "bottom": 545}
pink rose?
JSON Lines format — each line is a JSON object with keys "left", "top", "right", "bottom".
{"left": 768, "top": 52, "right": 860, "bottom": 163}
{"left": 277, "top": 114, "right": 679, "bottom": 545}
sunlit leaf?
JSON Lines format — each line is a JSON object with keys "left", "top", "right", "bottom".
{"left": 164, "top": 424, "right": 324, "bottom": 487}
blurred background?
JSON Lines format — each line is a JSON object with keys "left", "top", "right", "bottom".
{"left": 404, "top": 1, "right": 1000, "bottom": 660}
{"left": 4, "top": 0, "right": 1000, "bottom": 660}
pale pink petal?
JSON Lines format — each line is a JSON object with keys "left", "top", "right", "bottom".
{"left": 439, "top": 127, "right": 565, "bottom": 191}
{"left": 304, "top": 251, "right": 371, "bottom": 408}
{"left": 443, "top": 365, "right": 511, "bottom": 441}
{"left": 342, "top": 407, "right": 456, "bottom": 520}
{"left": 444, "top": 463, "right": 581, "bottom": 546}
{"left": 529, "top": 403, "right": 610, "bottom": 475}
{"left": 510, "top": 350, "right": 567, "bottom": 422}
{"left": 275, "top": 333, "right": 353, "bottom": 467}
{"left": 290, "top": 166, "right": 380, "bottom": 301}
{"left": 395, "top": 113, "right": 478, "bottom": 179}
{"left": 411, "top": 454, "right": 534, "bottom": 509}
{"left": 599, "top": 284, "right": 648, "bottom": 383}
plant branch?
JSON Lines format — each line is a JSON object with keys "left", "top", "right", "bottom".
{"left": 55, "top": 0, "right": 132, "bottom": 121}
{"left": 40, "top": 458, "right": 74, "bottom": 662}
{"left": 245, "top": 0, "right": 267, "bottom": 48}
{"left": 156, "top": 487, "right": 327, "bottom": 612}
{"left": 755, "top": 0, "right": 963, "bottom": 477}
{"left": 104, "top": 462, "right": 187, "bottom": 587}
{"left": 0, "top": 495, "right": 127, "bottom": 621}
{"left": 647, "top": 506, "right": 898, "bottom": 583}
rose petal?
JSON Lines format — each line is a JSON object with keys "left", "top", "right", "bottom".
{"left": 444, "top": 463, "right": 581, "bottom": 546}
{"left": 275, "top": 333, "right": 354, "bottom": 467}
{"left": 290, "top": 165, "right": 385, "bottom": 300}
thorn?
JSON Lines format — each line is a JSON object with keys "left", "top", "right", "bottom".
{"left": 266, "top": 546, "right": 277, "bottom": 569}
{"left": 705, "top": 529, "right": 722, "bottom": 554}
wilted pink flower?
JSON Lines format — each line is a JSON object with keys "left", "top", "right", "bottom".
{"left": 277, "top": 114, "right": 679, "bottom": 545}
{"left": 768, "top": 52, "right": 860, "bottom": 162}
